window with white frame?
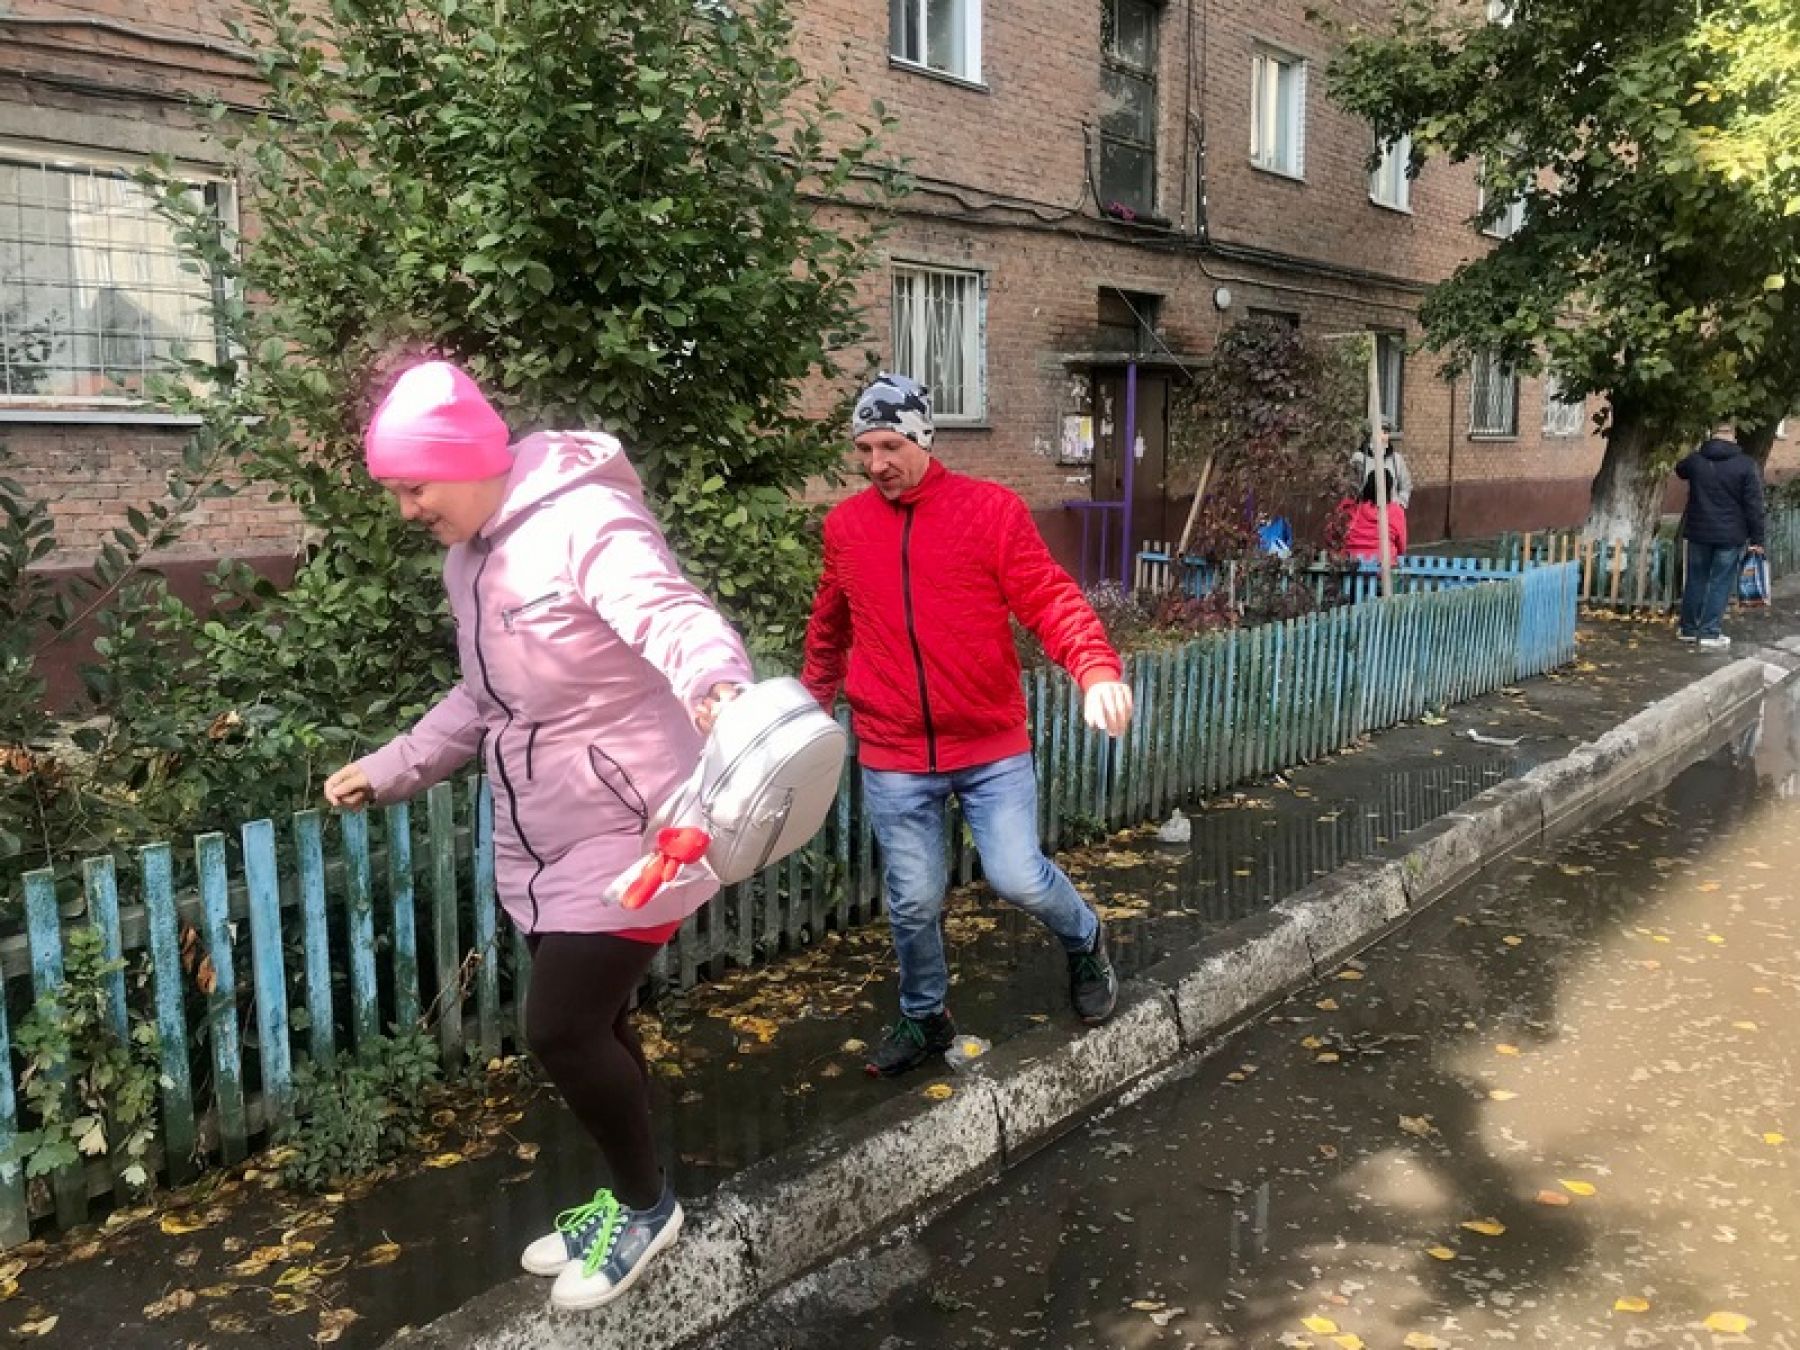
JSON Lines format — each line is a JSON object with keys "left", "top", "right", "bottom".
{"left": 889, "top": 0, "right": 981, "bottom": 83}
{"left": 1370, "top": 134, "right": 1412, "bottom": 211}
{"left": 1376, "top": 333, "right": 1405, "bottom": 434}
{"left": 1469, "top": 349, "right": 1519, "bottom": 436}
{"left": 892, "top": 264, "right": 985, "bottom": 421}
{"left": 0, "top": 150, "right": 231, "bottom": 403}
{"left": 1486, "top": 0, "right": 1515, "bottom": 23}
{"left": 1478, "top": 165, "right": 1527, "bottom": 239}
{"left": 1541, "top": 372, "right": 1585, "bottom": 437}
{"left": 1251, "top": 47, "right": 1307, "bottom": 178}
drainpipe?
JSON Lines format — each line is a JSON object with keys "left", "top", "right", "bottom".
{"left": 1444, "top": 374, "right": 1457, "bottom": 540}
{"left": 1121, "top": 361, "right": 1139, "bottom": 591}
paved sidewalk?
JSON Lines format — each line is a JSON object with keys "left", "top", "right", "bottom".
{"left": 4, "top": 601, "right": 1794, "bottom": 1349}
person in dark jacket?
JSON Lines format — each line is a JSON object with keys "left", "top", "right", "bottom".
{"left": 1675, "top": 421, "right": 1766, "bottom": 650}
{"left": 803, "top": 373, "right": 1135, "bottom": 1077}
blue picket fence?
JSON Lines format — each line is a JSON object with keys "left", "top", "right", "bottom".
{"left": 0, "top": 564, "right": 1577, "bottom": 1243}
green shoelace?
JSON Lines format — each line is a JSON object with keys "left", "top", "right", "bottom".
{"left": 555, "top": 1189, "right": 627, "bottom": 1277}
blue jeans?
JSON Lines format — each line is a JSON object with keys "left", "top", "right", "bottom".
{"left": 1679, "top": 541, "right": 1745, "bottom": 639}
{"left": 863, "top": 753, "right": 1099, "bottom": 1019}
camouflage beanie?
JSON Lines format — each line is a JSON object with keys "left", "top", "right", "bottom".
{"left": 851, "top": 373, "right": 935, "bottom": 450}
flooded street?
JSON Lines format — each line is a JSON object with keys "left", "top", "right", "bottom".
{"left": 722, "top": 683, "right": 1800, "bottom": 1349}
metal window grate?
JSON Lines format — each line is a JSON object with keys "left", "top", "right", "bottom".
{"left": 0, "top": 155, "right": 228, "bottom": 402}
{"left": 892, "top": 264, "right": 984, "bottom": 420}
{"left": 1469, "top": 349, "right": 1519, "bottom": 436}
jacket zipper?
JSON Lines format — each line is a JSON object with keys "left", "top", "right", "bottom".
{"left": 525, "top": 724, "right": 538, "bottom": 781}
{"left": 587, "top": 745, "right": 649, "bottom": 824}
{"left": 471, "top": 547, "right": 546, "bottom": 931}
{"left": 900, "top": 504, "right": 939, "bottom": 772}
{"left": 501, "top": 589, "right": 560, "bottom": 633}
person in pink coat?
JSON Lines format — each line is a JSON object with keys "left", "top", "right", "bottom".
{"left": 324, "top": 360, "right": 752, "bottom": 1312}
{"left": 1340, "top": 465, "right": 1409, "bottom": 563}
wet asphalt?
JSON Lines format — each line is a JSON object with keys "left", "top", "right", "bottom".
{"left": 717, "top": 679, "right": 1800, "bottom": 1349}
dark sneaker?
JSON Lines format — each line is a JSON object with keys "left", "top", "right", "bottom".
{"left": 549, "top": 1183, "right": 684, "bottom": 1311}
{"left": 1069, "top": 920, "right": 1118, "bottom": 1025}
{"left": 865, "top": 1011, "right": 956, "bottom": 1078}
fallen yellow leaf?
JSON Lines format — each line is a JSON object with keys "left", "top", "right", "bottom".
{"left": 1302, "top": 1316, "right": 1340, "bottom": 1335}
{"left": 1651, "top": 934, "right": 1672, "bottom": 944}
{"left": 1764, "top": 1132, "right": 1786, "bottom": 1146}
{"left": 1614, "top": 1296, "right": 1650, "bottom": 1313}
{"left": 1404, "top": 1335, "right": 1442, "bottom": 1349}
{"left": 1536, "top": 1189, "right": 1571, "bottom": 1207}
{"left": 424, "top": 1153, "right": 465, "bottom": 1170}
{"left": 1425, "top": 1246, "right": 1456, "bottom": 1261}
{"left": 1336, "top": 970, "right": 1365, "bottom": 982}
{"left": 1697, "top": 881, "right": 1722, "bottom": 893}
{"left": 923, "top": 1083, "right": 954, "bottom": 1101}
{"left": 197, "top": 1285, "right": 237, "bottom": 1300}
{"left": 1460, "top": 1218, "right": 1506, "bottom": 1237}
{"left": 360, "top": 1242, "right": 402, "bottom": 1268}
{"left": 160, "top": 1213, "right": 211, "bottom": 1236}
{"left": 1502, "top": 936, "right": 1524, "bottom": 947}
{"left": 1560, "top": 1179, "right": 1596, "bottom": 1197}
{"left": 841, "top": 1039, "right": 867, "bottom": 1055}
{"left": 1315, "top": 998, "right": 1339, "bottom": 1012}
{"left": 18, "top": 1316, "right": 56, "bottom": 1337}
{"left": 1130, "top": 1300, "right": 1164, "bottom": 1311}
{"left": 1315, "top": 1052, "right": 1341, "bottom": 1064}
{"left": 1301, "top": 1036, "right": 1325, "bottom": 1050}
{"left": 1707, "top": 934, "right": 1726, "bottom": 945}
{"left": 1489, "top": 1089, "right": 1519, "bottom": 1101}
{"left": 1332, "top": 1336, "right": 1365, "bottom": 1350}
{"left": 145, "top": 1289, "right": 197, "bottom": 1320}
{"left": 1704, "top": 1312, "right": 1750, "bottom": 1334}
{"left": 1732, "top": 1021, "right": 1758, "bottom": 1031}
{"left": 1495, "top": 1044, "right": 1521, "bottom": 1056}
{"left": 1398, "top": 1115, "right": 1435, "bottom": 1137}
{"left": 515, "top": 1142, "right": 541, "bottom": 1163}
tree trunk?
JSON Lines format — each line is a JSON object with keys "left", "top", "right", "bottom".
{"left": 1582, "top": 401, "right": 1667, "bottom": 547}
{"left": 1741, "top": 421, "right": 1778, "bottom": 472}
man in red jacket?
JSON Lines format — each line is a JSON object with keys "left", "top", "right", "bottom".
{"left": 804, "top": 373, "right": 1136, "bottom": 1077}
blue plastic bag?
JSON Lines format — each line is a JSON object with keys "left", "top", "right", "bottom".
{"left": 1258, "top": 517, "right": 1293, "bottom": 560}
{"left": 1738, "top": 553, "right": 1771, "bottom": 606}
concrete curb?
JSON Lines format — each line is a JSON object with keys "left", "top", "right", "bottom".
{"left": 392, "top": 655, "right": 1781, "bottom": 1350}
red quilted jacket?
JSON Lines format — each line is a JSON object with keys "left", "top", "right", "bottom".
{"left": 802, "top": 461, "right": 1123, "bottom": 773}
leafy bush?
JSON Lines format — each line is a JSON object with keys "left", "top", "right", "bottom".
{"left": 276, "top": 1032, "right": 444, "bottom": 1192}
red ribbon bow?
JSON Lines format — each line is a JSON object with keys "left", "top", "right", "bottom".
{"left": 621, "top": 827, "right": 712, "bottom": 910}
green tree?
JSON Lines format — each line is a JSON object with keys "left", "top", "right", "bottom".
{"left": 156, "top": 0, "right": 896, "bottom": 720}
{"left": 1329, "top": 0, "right": 1800, "bottom": 546}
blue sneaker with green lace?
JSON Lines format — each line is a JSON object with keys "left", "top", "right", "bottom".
{"left": 521, "top": 1188, "right": 619, "bottom": 1276}
{"left": 548, "top": 1183, "right": 684, "bottom": 1311}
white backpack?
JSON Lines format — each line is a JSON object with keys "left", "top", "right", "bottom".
{"left": 649, "top": 677, "right": 847, "bottom": 885}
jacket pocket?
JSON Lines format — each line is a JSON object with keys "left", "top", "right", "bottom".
{"left": 501, "top": 589, "right": 563, "bottom": 633}
{"left": 587, "top": 745, "right": 649, "bottom": 824}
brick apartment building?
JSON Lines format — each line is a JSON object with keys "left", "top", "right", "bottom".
{"left": 1, "top": 0, "right": 1791, "bottom": 589}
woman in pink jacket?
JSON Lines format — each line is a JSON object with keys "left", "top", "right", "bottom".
{"left": 324, "top": 361, "right": 752, "bottom": 1311}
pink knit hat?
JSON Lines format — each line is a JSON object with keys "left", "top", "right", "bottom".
{"left": 364, "top": 360, "right": 512, "bottom": 482}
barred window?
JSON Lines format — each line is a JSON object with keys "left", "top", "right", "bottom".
{"left": 1469, "top": 349, "right": 1519, "bottom": 436}
{"left": 0, "top": 150, "right": 230, "bottom": 404}
{"left": 892, "top": 264, "right": 985, "bottom": 421}
{"left": 1542, "top": 373, "right": 1586, "bottom": 437}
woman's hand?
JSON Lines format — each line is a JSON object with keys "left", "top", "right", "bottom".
{"left": 695, "top": 682, "right": 744, "bottom": 734}
{"left": 324, "top": 764, "right": 375, "bottom": 810}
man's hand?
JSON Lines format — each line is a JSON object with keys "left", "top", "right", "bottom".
{"left": 324, "top": 764, "right": 374, "bottom": 810}
{"left": 1083, "top": 680, "right": 1134, "bottom": 738}
{"left": 695, "top": 681, "right": 744, "bottom": 734}
{"left": 1749, "top": 544, "right": 1767, "bottom": 556}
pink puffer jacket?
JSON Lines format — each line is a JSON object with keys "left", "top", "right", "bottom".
{"left": 357, "top": 431, "right": 754, "bottom": 935}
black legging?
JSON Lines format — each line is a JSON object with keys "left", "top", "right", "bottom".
{"left": 524, "top": 932, "right": 663, "bottom": 1211}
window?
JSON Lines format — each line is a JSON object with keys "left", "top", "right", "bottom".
{"left": 1248, "top": 307, "right": 1300, "bottom": 330}
{"left": 889, "top": 0, "right": 982, "bottom": 83}
{"left": 1250, "top": 47, "right": 1307, "bottom": 178}
{"left": 1376, "top": 333, "right": 1405, "bottom": 434}
{"left": 1469, "top": 349, "right": 1519, "bottom": 436}
{"left": 1541, "top": 373, "right": 1585, "bottom": 437}
{"left": 1370, "top": 134, "right": 1412, "bottom": 211}
{"left": 1485, "top": 0, "right": 1515, "bottom": 24}
{"left": 0, "top": 150, "right": 231, "bottom": 403}
{"left": 1099, "top": 0, "right": 1158, "bottom": 216}
{"left": 892, "top": 264, "right": 985, "bottom": 421}
{"left": 1478, "top": 165, "right": 1527, "bottom": 238}
{"left": 1097, "top": 288, "right": 1161, "bottom": 354}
